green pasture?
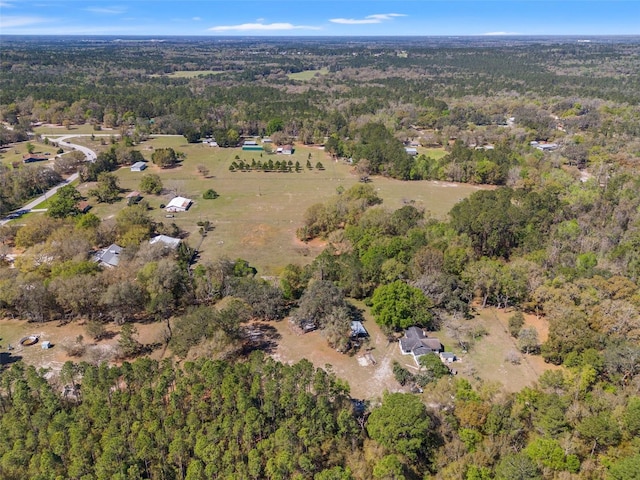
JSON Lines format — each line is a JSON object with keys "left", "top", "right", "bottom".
{"left": 287, "top": 68, "right": 329, "bottom": 81}
{"left": 150, "top": 70, "right": 225, "bottom": 78}
{"left": 84, "top": 137, "right": 483, "bottom": 275}
{"left": 33, "top": 124, "right": 102, "bottom": 135}
{"left": 420, "top": 147, "right": 448, "bottom": 160}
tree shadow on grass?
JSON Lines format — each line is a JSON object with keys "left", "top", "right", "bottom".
{"left": 240, "top": 322, "right": 282, "bottom": 355}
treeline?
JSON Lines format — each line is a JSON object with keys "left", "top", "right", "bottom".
{"left": 1, "top": 353, "right": 638, "bottom": 479}
{"left": 3, "top": 38, "right": 640, "bottom": 158}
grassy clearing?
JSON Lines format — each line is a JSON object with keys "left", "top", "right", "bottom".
{"left": 33, "top": 124, "right": 101, "bottom": 135}
{"left": 150, "top": 70, "right": 225, "bottom": 78}
{"left": 420, "top": 147, "right": 448, "bottom": 160}
{"left": 91, "top": 137, "right": 483, "bottom": 275}
{"left": 444, "top": 308, "right": 560, "bottom": 393}
{"left": 287, "top": 68, "right": 329, "bottom": 81}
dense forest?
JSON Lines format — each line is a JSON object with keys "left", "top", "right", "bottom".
{"left": 1, "top": 37, "right": 640, "bottom": 479}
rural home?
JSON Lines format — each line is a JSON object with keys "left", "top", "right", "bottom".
{"left": 95, "top": 244, "right": 123, "bottom": 268}
{"left": 149, "top": 234, "right": 181, "bottom": 249}
{"left": 130, "top": 161, "right": 147, "bottom": 172}
{"left": 530, "top": 141, "right": 559, "bottom": 151}
{"left": 165, "top": 196, "right": 192, "bottom": 212}
{"left": 76, "top": 201, "right": 91, "bottom": 214}
{"left": 126, "top": 191, "right": 142, "bottom": 205}
{"left": 22, "top": 154, "right": 49, "bottom": 163}
{"left": 399, "top": 326, "right": 443, "bottom": 364}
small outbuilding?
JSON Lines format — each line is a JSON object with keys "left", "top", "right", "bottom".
{"left": 126, "top": 191, "right": 142, "bottom": 205}
{"left": 242, "top": 141, "right": 263, "bottom": 151}
{"left": 440, "top": 352, "right": 456, "bottom": 363}
{"left": 77, "top": 201, "right": 91, "bottom": 213}
{"left": 131, "top": 161, "right": 147, "bottom": 172}
{"left": 41, "top": 341, "right": 52, "bottom": 350}
{"left": 350, "top": 321, "right": 368, "bottom": 338}
{"left": 405, "top": 147, "right": 418, "bottom": 156}
{"left": 165, "top": 196, "right": 192, "bottom": 213}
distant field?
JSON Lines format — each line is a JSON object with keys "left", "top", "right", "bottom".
{"left": 287, "top": 68, "right": 329, "bottom": 81}
{"left": 151, "top": 70, "right": 225, "bottom": 78}
{"left": 33, "top": 124, "right": 103, "bottom": 135}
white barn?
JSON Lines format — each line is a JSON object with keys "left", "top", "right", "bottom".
{"left": 165, "top": 196, "right": 192, "bottom": 212}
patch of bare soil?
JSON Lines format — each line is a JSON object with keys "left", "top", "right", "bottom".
{"left": 270, "top": 317, "right": 414, "bottom": 400}
{"left": 0, "top": 317, "right": 170, "bottom": 374}
{"left": 0, "top": 318, "right": 119, "bottom": 375}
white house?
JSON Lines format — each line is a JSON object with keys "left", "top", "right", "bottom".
{"left": 149, "top": 235, "right": 181, "bottom": 249}
{"left": 130, "top": 161, "right": 147, "bottom": 172}
{"left": 165, "top": 196, "right": 192, "bottom": 212}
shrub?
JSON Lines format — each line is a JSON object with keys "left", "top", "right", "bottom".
{"left": 203, "top": 189, "right": 219, "bottom": 199}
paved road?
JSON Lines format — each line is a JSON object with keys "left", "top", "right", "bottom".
{"left": 0, "top": 135, "right": 96, "bottom": 226}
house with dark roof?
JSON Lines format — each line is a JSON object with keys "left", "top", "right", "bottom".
{"left": 399, "top": 326, "right": 443, "bottom": 364}
{"left": 23, "top": 154, "right": 49, "bottom": 163}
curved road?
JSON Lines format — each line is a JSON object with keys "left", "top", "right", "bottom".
{"left": 0, "top": 135, "right": 97, "bottom": 226}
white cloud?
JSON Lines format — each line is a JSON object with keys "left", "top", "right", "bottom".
{"left": 0, "top": 2, "right": 15, "bottom": 7}
{"left": 85, "top": 7, "right": 126, "bottom": 15}
{"left": 193, "top": 17, "right": 201, "bottom": 21}
{"left": 209, "top": 22, "right": 321, "bottom": 32}
{"left": 483, "top": 31, "right": 519, "bottom": 36}
{"left": 330, "top": 13, "right": 406, "bottom": 25}
{"left": 0, "top": 15, "right": 49, "bottom": 28}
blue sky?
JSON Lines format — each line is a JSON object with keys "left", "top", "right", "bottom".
{"left": 1, "top": 1, "right": 639, "bottom": 36}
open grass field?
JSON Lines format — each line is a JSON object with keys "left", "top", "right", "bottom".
{"left": 150, "top": 70, "right": 224, "bottom": 78}
{"left": 73, "top": 136, "right": 485, "bottom": 275}
{"left": 443, "top": 307, "right": 560, "bottom": 393}
{"left": 287, "top": 68, "right": 329, "bottom": 81}
{"left": 33, "top": 124, "right": 105, "bottom": 135}
{"left": 420, "top": 147, "right": 448, "bottom": 160}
